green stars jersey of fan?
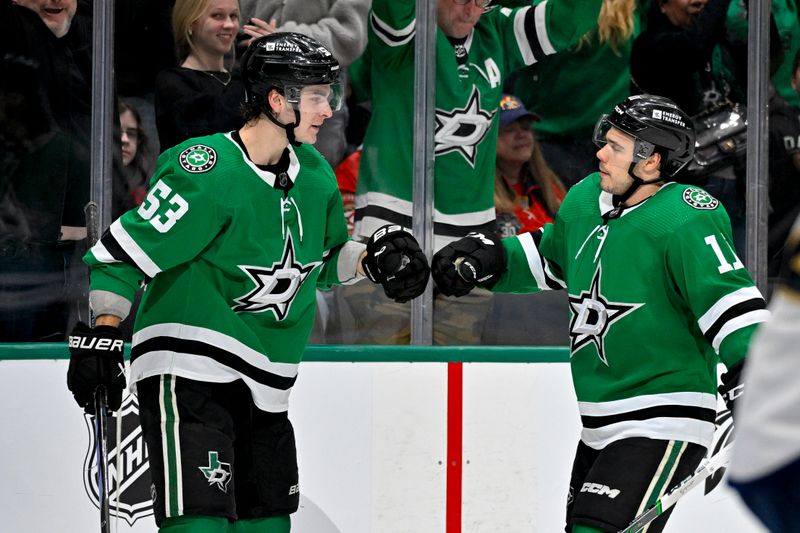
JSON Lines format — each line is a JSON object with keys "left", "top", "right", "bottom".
{"left": 353, "top": 0, "right": 602, "bottom": 249}
{"left": 84, "top": 132, "right": 363, "bottom": 412}
{"left": 492, "top": 175, "right": 769, "bottom": 450}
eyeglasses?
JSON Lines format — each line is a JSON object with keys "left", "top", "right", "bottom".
{"left": 453, "top": 0, "right": 492, "bottom": 7}
{"left": 122, "top": 128, "right": 140, "bottom": 142}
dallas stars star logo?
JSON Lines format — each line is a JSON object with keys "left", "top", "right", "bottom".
{"left": 434, "top": 87, "right": 494, "bottom": 167}
{"left": 568, "top": 263, "right": 643, "bottom": 366}
{"left": 198, "top": 451, "right": 232, "bottom": 493}
{"left": 232, "top": 235, "right": 320, "bottom": 320}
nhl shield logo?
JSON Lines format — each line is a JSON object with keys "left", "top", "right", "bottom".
{"left": 83, "top": 393, "right": 153, "bottom": 526}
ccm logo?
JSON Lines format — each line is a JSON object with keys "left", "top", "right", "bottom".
{"left": 68, "top": 336, "right": 124, "bottom": 352}
{"left": 580, "top": 482, "right": 621, "bottom": 499}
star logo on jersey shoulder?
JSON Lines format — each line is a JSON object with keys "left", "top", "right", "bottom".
{"left": 179, "top": 145, "right": 217, "bottom": 173}
{"left": 434, "top": 87, "right": 494, "bottom": 168}
{"left": 232, "top": 235, "right": 320, "bottom": 320}
{"left": 568, "top": 263, "right": 643, "bottom": 366}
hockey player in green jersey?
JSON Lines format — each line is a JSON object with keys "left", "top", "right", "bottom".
{"left": 343, "top": 0, "right": 603, "bottom": 344}
{"left": 66, "top": 33, "right": 429, "bottom": 533}
{"left": 432, "top": 94, "right": 769, "bottom": 532}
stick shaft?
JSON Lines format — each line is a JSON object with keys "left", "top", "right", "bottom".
{"left": 85, "top": 201, "right": 111, "bottom": 533}
{"left": 619, "top": 444, "right": 733, "bottom": 533}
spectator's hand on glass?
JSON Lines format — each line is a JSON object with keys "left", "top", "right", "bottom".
{"left": 238, "top": 17, "right": 277, "bottom": 48}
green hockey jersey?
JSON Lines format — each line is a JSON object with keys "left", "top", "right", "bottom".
{"left": 85, "top": 132, "right": 362, "bottom": 412}
{"left": 353, "top": 0, "right": 601, "bottom": 250}
{"left": 493, "top": 175, "right": 769, "bottom": 449}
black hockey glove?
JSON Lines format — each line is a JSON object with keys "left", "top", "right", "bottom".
{"left": 67, "top": 322, "right": 126, "bottom": 415}
{"left": 432, "top": 232, "right": 507, "bottom": 297}
{"left": 363, "top": 225, "right": 430, "bottom": 303}
{"left": 718, "top": 359, "right": 745, "bottom": 418}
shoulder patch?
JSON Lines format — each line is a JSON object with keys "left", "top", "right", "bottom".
{"left": 179, "top": 145, "right": 217, "bottom": 173}
{"left": 682, "top": 187, "right": 718, "bottom": 210}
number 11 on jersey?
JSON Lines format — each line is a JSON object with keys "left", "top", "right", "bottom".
{"left": 704, "top": 234, "right": 744, "bottom": 274}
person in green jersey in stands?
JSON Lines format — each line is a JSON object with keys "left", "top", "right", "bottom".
{"left": 509, "top": 0, "right": 642, "bottom": 188}
{"left": 432, "top": 94, "right": 769, "bottom": 532}
{"left": 342, "top": 0, "right": 603, "bottom": 345}
{"left": 65, "top": 33, "right": 429, "bottom": 533}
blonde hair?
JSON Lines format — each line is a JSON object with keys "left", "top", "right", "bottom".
{"left": 494, "top": 137, "right": 566, "bottom": 217}
{"left": 172, "top": 0, "right": 213, "bottom": 62}
{"left": 576, "top": 0, "right": 637, "bottom": 55}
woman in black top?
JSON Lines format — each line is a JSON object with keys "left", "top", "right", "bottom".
{"left": 155, "top": 0, "right": 247, "bottom": 150}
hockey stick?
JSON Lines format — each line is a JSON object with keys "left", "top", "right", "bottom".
{"left": 618, "top": 443, "right": 734, "bottom": 533}
{"left": 85, "top": 201, "right": 111, "bottom": 533}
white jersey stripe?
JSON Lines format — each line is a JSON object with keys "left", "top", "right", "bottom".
{"left": 581, "top": 418, "right": 715, "bottom": 450}
{"left": 513, "top": 6, "right": 535, "bottom": 65}
{"left": 518, "top": 232, "right": 551, "bottom": 290}
{"left": 131, "top": 352, "right": 293, "bottom": 413}
{"left": 533, "top": 1, "right": 556, "bottom": 55}
{"left": 711, "top": 309, "right": 772, "bottom": 353}
{"left": 111, "top": 219, "right": 161, "bottom": 278}
{"left": 354, "top": 191, "right": 496, "bottom": 227}
{"left": 578, "top": 391, "right": 717, "bottom": 416}
{"left": 371, "top": 12, "right": 416, "bottom": 47}
{"left": 133, "top": 323, "right": 299, "bottom": 378}
{"left": 697, "top": 286, "right": 764, "bottom": 333}
{"left": 90, "top": 240, "right": 118, "bottom": 265}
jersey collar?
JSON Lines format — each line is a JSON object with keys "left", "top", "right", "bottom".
{"left": 224, "top": 132, "right": 301, "bottom": 189}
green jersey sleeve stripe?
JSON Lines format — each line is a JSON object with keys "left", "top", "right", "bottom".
{"left": 370, "top": 11, "right": 415, "bottom": 47}
{"left": 109, "top": 219, "right": 162, "bottom": 278}
{"left": 531, "top": 2, "right": 556, "bottom": 56}
{"left": 711, "top": 311, "right": 771, "bottom": 354}
{"left": 697, "top": 286, "right": 765, "bottom": 332}
{"left": 518, "top": 231, "right": 565, "bottom": 290}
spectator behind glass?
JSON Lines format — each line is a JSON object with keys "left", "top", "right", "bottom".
{"left": 631, "top": 0, "right": 749, "bottom": 254}
{"left": 341, "top": 0, "right": 602, "bottom": 346}
{"left": 508, "top": 0, "right": 641, "bottom": 188}
{"left": 494, "top": 94, "right": 566, "bottom": 238}
{"left": 764, "top": 54, "right": 800, "bottom": 286}
{"left": 0, "top": 0, "right": 96, "bottom": 341}
{"left": 726, "top": 0, "right": 800, "bottom": 108}
{"left": 115, "top": 100, "right": 152, "bottom": 215}
{"left": 234, "top": 0, "right": 370, "bottom": 168}
{"left": 483, "top": 93, "right": 569, "bottom": 346}
{"left": 154, "top": 0, "right": 246, "bottom": 150}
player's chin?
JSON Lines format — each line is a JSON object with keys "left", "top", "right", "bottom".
{"left": 299, "top": 127, "right": 321, "bottom": 144}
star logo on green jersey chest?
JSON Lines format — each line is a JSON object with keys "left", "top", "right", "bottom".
{"left": 232, "top": 235, "right": 321, "bottom": 320}
{"left": 568, "top": 263, "right": 643, "bottom": 366}
{"left": 434, "top": 87, "right": 494, "bottom": 168}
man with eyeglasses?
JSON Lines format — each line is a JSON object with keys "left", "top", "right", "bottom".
{"left": 343, "top": 0, "right": 602, "bottom": 345}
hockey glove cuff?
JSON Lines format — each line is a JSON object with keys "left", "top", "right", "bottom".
{"left": 718, "top": 359, "right": 745, "bottom": 418}
{"left": 67, "top": 322, "right": 126, "bottom": 415}
{"left": 432, "top": 232, "right": 507, "bottom": 297}
{"left": 363, "top": 225, "right": 430, "bottom": 303}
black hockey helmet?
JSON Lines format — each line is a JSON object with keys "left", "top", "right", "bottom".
{"left": 241, "top": 32, "right": 342, "bottom": 112}
{"left": 593, "top": 94, "right": 695, "bottom": 178}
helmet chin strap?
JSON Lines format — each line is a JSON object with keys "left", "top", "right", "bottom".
{"left": 613, "top": 160, "right": 664, "bottom": 206}
{"left": 264, "top": 106, "right": 303, "bottom": 147}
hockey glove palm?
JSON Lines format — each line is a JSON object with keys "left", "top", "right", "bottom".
{"left": 718, "top": 359, "right": 745, "bottom": 418}
{"left": 67, "top": 322, "right": 126, "bottom": 415}
{"left": 432, "top": 232, "right": 506, "bottom": 297}
{"left": 363, "top": 225, "right": 430, "bottom": 303}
